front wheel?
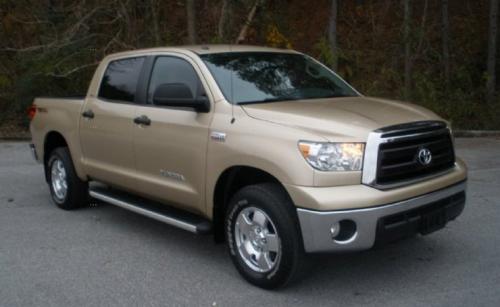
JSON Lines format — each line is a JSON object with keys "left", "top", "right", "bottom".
{"left": 225, "top": 183, "right": 304, "bottom": 289}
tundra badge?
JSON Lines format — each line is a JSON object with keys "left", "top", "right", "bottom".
{"left": 160, "top": 169, "right": 185, "bottom": 181}
{"left": 210, "top": 131, "right": 226, "bottom": 142}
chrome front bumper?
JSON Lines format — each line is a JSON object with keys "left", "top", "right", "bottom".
{"left": 297, "top": 181, "right": 467, "bottom": 253}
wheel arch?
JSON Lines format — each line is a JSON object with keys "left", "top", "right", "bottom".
{"left": 43, "top": 131, "right": 69, "bottom": 182}
{"left": 212, "top": 165, "right": 291, "bottom": 242}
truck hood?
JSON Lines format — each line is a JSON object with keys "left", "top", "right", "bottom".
{"left": 241, "top": 96, "right": 442, "bottom": 141}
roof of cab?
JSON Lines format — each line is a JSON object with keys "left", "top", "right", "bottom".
{"left": 185, "top": 44, "right": 298, "bottom": 55}
{"left": 105, "top": 45, "right": 299, "bottom": 59}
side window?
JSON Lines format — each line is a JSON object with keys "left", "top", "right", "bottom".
{"left": 147, "top": 56, "right": 201, "bottom": 104}
{"left": 98, "top": 57, "right": 145, "bottom": 103}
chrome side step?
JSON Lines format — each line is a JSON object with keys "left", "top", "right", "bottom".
{"left": 89, "top": 185, "right": 212, "bottom": 234}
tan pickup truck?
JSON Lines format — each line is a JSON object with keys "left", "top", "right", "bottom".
{"left": 29, "top": 45, "right": 467, "bottom": 289}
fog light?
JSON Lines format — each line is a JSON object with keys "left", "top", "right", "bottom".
{"left": 331, "top": 219, "right": 357, "bottom": 243}
{"left": 330, "top": 222, "right": 340, "bottom": 238}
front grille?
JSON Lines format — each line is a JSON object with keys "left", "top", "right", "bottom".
{"left": 377, "top": 130, "right": 455, "bottom": 185}
{"left": 362, "top": 121, "right": 456, "bottom": 189}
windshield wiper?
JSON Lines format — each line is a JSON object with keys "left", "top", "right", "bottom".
{"left": 314, "top": 93, "right": 354, "bottom": 99}
{"left": 237, "top": 92, "right": 357, "bottom": 105}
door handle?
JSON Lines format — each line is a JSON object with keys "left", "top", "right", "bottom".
{"left": 133, "top": 115, "right": 151, "bottom": 126}
{"left": 82, "top": 109, "right": 94, "bottom": 119}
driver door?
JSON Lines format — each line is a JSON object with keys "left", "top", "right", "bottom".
{"left": 133, "top": 55, "right": 213, "bottom": 214}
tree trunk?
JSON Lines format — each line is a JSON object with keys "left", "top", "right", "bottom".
{"left": 150, "top": 0, "right": 161, "bottom": 45}
{"left": 236, "top": 0, "right": 262, "bottom": 44}
{"left": 441, "top": 0, "right": 450, "bottom": 88}
{"left": 328, "top": 0, "right": 339, "bottom": 71}
{"left": 403, "top": 0, "right": 411, "bottom": 100}
{"left": 487, "top": 0, "right": 499, "bottom": 104}
{"left": 186, "top": 0, "right": 197, "bottom": 44}
{"left": 218, "top": 0, "right": 232, "bottom": 41}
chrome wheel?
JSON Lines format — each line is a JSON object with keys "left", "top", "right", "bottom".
{"left": 51, "top": 159, "right": 67, "bottom": 202}
{"left": 234, "top": 207, "right": 281, "bottom": 273}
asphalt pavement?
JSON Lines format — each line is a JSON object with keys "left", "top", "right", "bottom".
{"left": 1, "top": 138, "right": 499, "bottom": 306}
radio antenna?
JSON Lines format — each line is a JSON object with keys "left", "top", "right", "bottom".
{"left": 229, "top": 44, "right": 235, "bottom": 124}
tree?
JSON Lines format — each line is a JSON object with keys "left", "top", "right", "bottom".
{"left": 186, "top": 0, "right": 197, "bottom": 44}
{"left": 328, "top": 0, "right": 339, "bottom": 71}
{"left": 487, "top": 0, "right": 499, "bottom": 104}
{"left": 218, "top": 0, "right": 233, "bottom": 41}
{"left": 150, "top": 0, "right": 161, "bottom": 46}
{"left": 236, "top": 0, "right": 263, "bottom": 44}
{"left": 441, "top": 0, "right": 450, "bottom": 87}
{"left": 0, "top": 0, "right": 498, "bottom": 132}
{"left": 403, "top": 0, "right": 411, "bottom": 99}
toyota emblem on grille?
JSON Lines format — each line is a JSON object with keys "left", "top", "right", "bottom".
{"left": 417, "top": 148, "right": 432, "bottom": 165}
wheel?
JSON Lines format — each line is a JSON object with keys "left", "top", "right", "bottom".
{"left": 225, "top": 183, "right": 304, "bottom": 289}
{"left": 46, "top": 147, "right": 88, "bottom": 210}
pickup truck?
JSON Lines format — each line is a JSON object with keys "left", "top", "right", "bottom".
{"left": 29, "top": 45, "right": 467, "bottom": 289}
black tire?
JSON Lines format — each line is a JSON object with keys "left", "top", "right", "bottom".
{"left": 46, "top": 147, "right": 88, "bottom": 210}
{"left": 225, "top": 183, "right": 304, "bottom": 289}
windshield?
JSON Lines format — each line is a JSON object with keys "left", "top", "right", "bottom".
{"left": 200, "top": 52, "right": 358, "bottom": 105}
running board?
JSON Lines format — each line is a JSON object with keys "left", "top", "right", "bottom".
{"left": 89, "top": 186, "right": 212, "bottom": 234}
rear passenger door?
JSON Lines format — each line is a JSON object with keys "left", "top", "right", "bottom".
{"left": 80, "top": 56, "right": 145, "bottom": 191}
{"left": 133, "top": 55, "right": 213, "bottom": 214}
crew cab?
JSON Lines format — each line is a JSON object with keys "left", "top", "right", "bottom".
{"left": 29, "top": 45, "right": 467, "bottom": 289}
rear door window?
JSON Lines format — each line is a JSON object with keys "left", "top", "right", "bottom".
{"left": 98, "top": 57, "right": 145, "bottom": 103}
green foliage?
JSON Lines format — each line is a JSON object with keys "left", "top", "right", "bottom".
{"left": 314, "top": 38, "right": 335, "bottom": 69}
{"left": 411, "top": 68, "right": 499, "bottom": 130}
{"left": 313, "top": 38, "right": 354, "bottom": 80}
{"left": 0, "top": 0, "right": 498, "bottom": 132}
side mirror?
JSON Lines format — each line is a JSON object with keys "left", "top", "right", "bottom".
{"left": 153, "top": 83, "right": 210, "bottom": 113}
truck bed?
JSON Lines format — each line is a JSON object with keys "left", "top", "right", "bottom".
{"left": 29, "top": 96, "right": 85, "bottom": 173}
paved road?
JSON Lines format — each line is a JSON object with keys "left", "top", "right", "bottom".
{"left": 1, "top": 138, "right": 499, "bottom": 306}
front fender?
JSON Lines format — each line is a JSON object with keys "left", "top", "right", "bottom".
{"left": 204, "top": 105, "right": 321, "bottom": 218}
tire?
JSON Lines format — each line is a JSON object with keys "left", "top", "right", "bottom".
{"left": 46, "top": 147, "right": 88, "bottom": 210}
{"left": 225, "top": 183, "right": 304, "bottom": 289}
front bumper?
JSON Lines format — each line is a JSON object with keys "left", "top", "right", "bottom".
{"left": 297, "top": 181, "right": 466, "bottom": 253}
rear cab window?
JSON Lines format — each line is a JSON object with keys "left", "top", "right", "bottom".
{"left": 98, "top": 57, "right": 145, "bottom": 103}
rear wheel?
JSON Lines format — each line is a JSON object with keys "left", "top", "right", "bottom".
{"left": 225, "top": 183, "right": 303, "bottom": 289}
{"left": 46, "top": 147, "right": 88, "bottom": 210}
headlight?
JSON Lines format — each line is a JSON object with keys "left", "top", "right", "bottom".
{"left": 298, "top": 141, "right": 365, "bottom": 171}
